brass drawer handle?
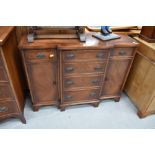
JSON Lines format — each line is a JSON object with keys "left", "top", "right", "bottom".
{"left": 90, "top": 92, "right": 97, "bottom": 97}
{"left": 0, "top": 106, "right": 8, "bottom": 113}
{"left": 49, "top": 54, "right": 54, "bottom": 58}
{"left": 94, "top": 66, "right": 103, "bottom": 71}
{"left": 66, "top": 53, "right": 75, "bottom": 59}
{"left": 65, "top": 80, "right": 74, "bottom": 85}
{"left": 119, "top": 50, "right": 126, "bottom": 56}
{"left": 96, "top": 52, "right": 104, "bottom": 58}
{"left": 65, "top": 66, "right": 74, "bottom": 73}
{"left": 64, "top": 95, "right": 73, "bottom": 100}
{"left": 92, "top": 79, "right": 99, "bottom": 84}
{"left": 36, "top": 53, "right": 45, "bottom": 58}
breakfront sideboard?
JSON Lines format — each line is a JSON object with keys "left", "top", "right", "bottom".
{"left": 19, "top": 33, "right": 138, "bottom": 111}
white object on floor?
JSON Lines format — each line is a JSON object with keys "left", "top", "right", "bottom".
{"left": 0, "top": 93, "right": 155, "bottom": 129}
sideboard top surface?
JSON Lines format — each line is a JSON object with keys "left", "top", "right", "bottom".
{"left": 19, "top": 33, "right": 139, "bottom": 50}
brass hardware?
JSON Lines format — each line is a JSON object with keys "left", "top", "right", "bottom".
{"left": 90, "top": 92, "right": 97, "bottom": 97}
{"left": 0, "top": 106, "right": 8, "bottom": 113}
{"left": 92, "top": 79, "right": 99, "bottom": 84}
{"left": 96, "top": 52, "right": 104, "bottom": 58}
{"left": 36, "top": 53, "right": 45, "bottom": 58}
{"left": 64, "top": 95, "right": 73, "bottom": 100}
{"left": 66, "top": 53, "right": 75, "bottom": 59}
{"left": 94, "top": 66, "right": 103, "bottom": 71}
{"left": 65, "top": 80, "right": 74, "bottom": 85}
{"left": 49, "top": 54, "right": 54, "bottom": 58}
{"left": 119, "top": 50, "right": 126, "bottom": 56}
{"left": 65, "top": 66, "right": 74, "bottom": 72}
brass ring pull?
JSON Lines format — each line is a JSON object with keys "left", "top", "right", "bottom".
{"left": 92, "top": 79, "right": 99, "bottom": 84}
{"left": 36, "top": 53, "right": 45, "bottom": 58}
{"left": 65, "top": 67, "right": 74, "bottom": 72}
{"left": 64, "top": 95, "right": 73, "bottom": 100}
{"left": 119, "top": 50, "right": 126, "bottom": 56}
{"left": 94, "top": 66, "right": 103, "bottom": 71}
{"left": 96, "top": 52, "right": 104, "bottom": 58}
{"left": 0, "top": 106, "right": 8, "bottom": 113}
{"left": 65, "top": 80, "right": 74, "bottom": 85}
{"left": 90, "top": 92, "right": 97, "bottom": 97}
{"left": 66, "top": 53, "right": 75, "bottom": 59}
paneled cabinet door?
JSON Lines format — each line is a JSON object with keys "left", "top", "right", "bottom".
{"left": 101, "top": 59, "right": 132, "bottom": 97}
{"left": 27, "top": 62, "right": 58, "bottom": 105}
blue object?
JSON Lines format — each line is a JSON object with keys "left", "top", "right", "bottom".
{"left": 101, "top": 26, "right": 112, "bottom": 35}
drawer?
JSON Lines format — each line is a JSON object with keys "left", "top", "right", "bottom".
{"left": 64, "top": 75, "right": 103, "bottom": 90}
{"left": 0, "top": 67, "right": 8, "bottom": 81}
{"left": 63, "top": 61, "right": 107, "bottom": 75}
{"left": 63, "top": 50, "right": 109, "bottom": 62}
{"left": 24, "top": 49, "right": 57, "bottom": 63}
{"left": 110, "top": 48, "right": 135, "bottom": 57}
{"left": 0, "top": 101, "right": 18, "bottom": 116}
{"left": 63, "top": 89, "right": 100, "bottom": 103}
{"left": 0, "top": 83, "right": 14, "bottom": 100}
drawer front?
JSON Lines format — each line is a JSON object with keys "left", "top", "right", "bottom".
{"left": 63, "top": 50, "right": 109, "bottom": 61}
{"left": 24, "top": 49, "right": 56, "bottom": 63}
{"left": 0, "top": 67, "right": 8, "bottom": 81}
{"left": 0, "top": 83, "right": 14, "bottom": 100}
{"left": 0, "top": 101, "right": 18, "bottom": 116}
{"left": 64, "top": 75, "right": 103, "bottom": 90}
{"left": 63, "top": 62, "right": 106, "bottom": 75}
{"left": 63, "top": 89, "right": 100, "bottom": 103}
{"left": 110, "top": 48, "right": 134, "bottom": 57}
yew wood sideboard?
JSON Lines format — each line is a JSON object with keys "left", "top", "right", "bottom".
{"left": 19, "top": 33, "right": 138, "bottom": 111}
{"left": 0, "top": 27, "right": 26, "bottom": 123}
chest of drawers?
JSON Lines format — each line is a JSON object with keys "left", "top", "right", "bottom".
{"left": 0, "top": 27, "right": 26, "bottom": 123}
{"left": 19, "top": 33, "right": 138, "bottom": 111}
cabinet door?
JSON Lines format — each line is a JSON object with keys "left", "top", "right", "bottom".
{"left": 27, "top": 62, "right": 58, "bottom": 105}
{"left": 101, "top": 59, "right": 132, "bottom": 97}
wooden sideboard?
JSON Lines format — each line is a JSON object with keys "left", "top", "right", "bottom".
{"left": 19, "top": 33, "right": 138, "bottom": 111}
{"left": 0, "top": 27, "right": 26, "bottom": 123}
{"left": 125, "top": 37, "right": 155, "bottom": 118}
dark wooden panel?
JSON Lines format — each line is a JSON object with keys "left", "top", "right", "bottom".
{"left": 140, "top": 26, "right": 155, "bottom": 43}
{"left": 26, "top": 62, "right": 58, "bottom": 105}
{"left": 15, "top": 26, "right": 28, "bottom": 43}
{"left": 102, "top": 59, "right": 132, "bottom": 97}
